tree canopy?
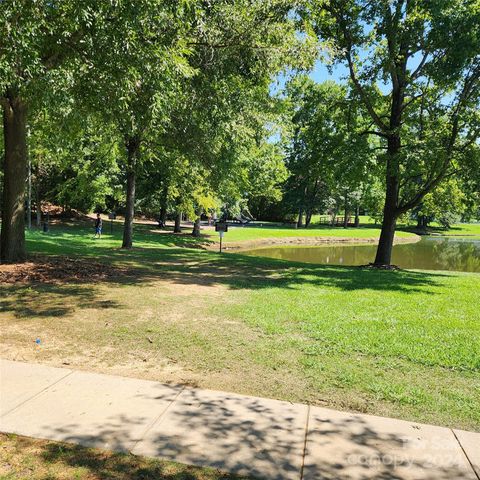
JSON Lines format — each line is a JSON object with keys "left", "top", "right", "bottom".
{"left": 0, "top": 0, "right": 478, "bottom": 264}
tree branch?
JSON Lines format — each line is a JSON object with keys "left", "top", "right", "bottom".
{"left": 328, "top": 4, "right": 389, "bottom": 132}
{"left": 410, "top": 51, "right": 429, "bottom": 81}
{"left": 344, "top": 48, "right": 389, "bottom": 132}
{"left": 359, "top": 130, "right": 389, "bottom": 138}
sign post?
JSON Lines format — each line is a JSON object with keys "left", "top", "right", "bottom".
{"left": 215, "top": 221, "right": 228, "bottom": 253}
{"left": 108, "top": 212, "right": 116, "bottom": 234}
{"left": 219, "top": 230, "right": 224, "bottom": 253}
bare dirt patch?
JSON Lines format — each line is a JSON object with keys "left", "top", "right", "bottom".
{"left": 0, "top": 256, "right": 128, "bottom": 284}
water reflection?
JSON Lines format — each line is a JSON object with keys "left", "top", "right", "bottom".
{"left": 242, "top": 237, "right": 480, "bottom": 272}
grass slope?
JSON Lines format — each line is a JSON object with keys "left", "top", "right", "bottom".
{"left": 1, "top": 222, "right": 479, "bottom": 431}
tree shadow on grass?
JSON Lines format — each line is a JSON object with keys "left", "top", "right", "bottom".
{"left": 40, "top": 441, "right": 247, "bottom": 479}
{"left": 1, "top": 433, "right": 246, "bottom": 480}
{"left": 100, "top": 247, "right": 453, "bottom": 295}
{"left": 1, "top": 245, "right": 455, "bottom": 320}
{"left": 23, "top": 221, "right": 454, "bottom": 296}
{"left": 27, "top": 222, "right": 215, "bottom": 253}
{"left": 0, "top": 283, "right": 121, "bottom": 318}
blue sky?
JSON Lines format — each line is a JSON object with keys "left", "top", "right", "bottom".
{"left": 271, "top": 59, "right": 349, "bottom": 95}
{"left": 275, "top": 50, "right": 425, "bottom": 94}
{"left": 309, "top": 59, "right": 349, "bottom": 83}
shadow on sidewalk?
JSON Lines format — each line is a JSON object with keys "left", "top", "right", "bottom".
{"left": 28, "top": 385, "right": 474, "bottom": 480}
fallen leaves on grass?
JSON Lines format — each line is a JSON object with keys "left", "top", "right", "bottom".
{"left": 0, "top": 255, "right": 128, "bottom": 284}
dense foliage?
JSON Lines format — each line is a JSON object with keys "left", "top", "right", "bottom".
{"left": 1, "top": 0, "right": 478, "bottom": 263}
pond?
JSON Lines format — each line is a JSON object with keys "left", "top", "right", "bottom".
{"left": 242, "top": 236, "right": 480, "bottom": 272}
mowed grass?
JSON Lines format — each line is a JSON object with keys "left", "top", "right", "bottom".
{"left": 204, "top": 221, "right": 415, "bottom": 243}
{"left": 202, "top": 217, "right": 478, "bottom": 244}
{"left": 1, "top": 222, "right": 479, "bottom": 431}
{"left": 0, "top": 433, "right": 247, "bottom": 480}
{"left": 435, "top": 222, "right": 480, "bottom": 236}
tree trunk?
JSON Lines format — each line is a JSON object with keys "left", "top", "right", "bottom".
{"left": 305, "top": 210, "right": 312, "bottom": 228}
{"left": 159, "top": 184, "right": 168, "bottom": 226}
{"left": 192, "top": 208, "right": 202, "bottom": 237}
{"left": 343, "top": 194, "right": 349, "bottom": 229}
{"left": 354, "top": 205, "right": 360, "bottom": 227}
{"left": 374, "top": 204, "right": 397, "bottom": 266}
{"left": 374, "top": 137, "right": 401, "bottom": 266}
{"left": 1, "top": 94, "right": 28, "bottom": 263}
{"left": 416, "top": 215, "right": 428, "bottom": 231}
{"left": 297, "top": 207, "right": 304, "bottom": 228}
{"left": 159, "top": 206, "right": 167, "bottom": 226}
{"left": 174, "top": 212, "right": 182, "bottom": 233}
{"left": 122, "top": 136, "right": 139, "bottom": 249}
{"left": 330, "top": 210, "right": 337, "bottom": 226}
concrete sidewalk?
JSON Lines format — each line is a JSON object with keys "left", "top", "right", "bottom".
{"left": 1, "top": 359, "right": 478, "bottom": 480}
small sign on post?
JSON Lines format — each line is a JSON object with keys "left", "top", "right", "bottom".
{"left": 215, "top": 221, "right": 228, "bottom": 252}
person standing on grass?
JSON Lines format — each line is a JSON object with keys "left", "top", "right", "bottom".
{"left": 94, "top": 213, "right": 103, "bottom": 238}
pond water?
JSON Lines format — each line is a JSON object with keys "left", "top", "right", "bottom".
{"left": 242, "top": 236, "right": 480, "bottom": 272}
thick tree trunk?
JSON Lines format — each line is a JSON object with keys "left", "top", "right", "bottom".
{"left": 122, "top": 137, "right": 139, "bottom": 249}
{"left": 374, "top": 137, "right": 401, "bottom": 266}
{"left": 297, "top": 207, "right": 304, "bottom": 228}
{"left": 305, "top": 210, "right": 312, "bottom": 228}
{"left": 191, "top": 208, "right": 202, "bottom": 237}
{"left": 374, "top": 204, "right": 397, "bottom": 265}
{"left": 174, "top": 212, "right": 182, "bottom": 233}
{"left": 354, "top": 205, "right": 360, "bottom": 227}
{"left": 1, "top": 94, "right": 28, "bottom": 263}
{"left": 343, "top": 193, "right": 349, "bottom": 228}
{"left": 159, "top": 206, "right": 167, "bottom": 226}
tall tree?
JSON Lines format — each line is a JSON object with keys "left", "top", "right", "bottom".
{"left": 0, "top": 1, "right": 104, "bottom": 262}
{"left": 284, "top": 77, "right": 372, "bottom": 227}
{"left": 75, "top": 1, "right": 195, "bottom": 248}
{"left": 81, "top": 0, "right": 307, "bottom": 248}
{"left": 304, "top": 0, "right": 480, "bottom": 265}
{"left": 136, "top": 0, "right": 309, "bottom": 235}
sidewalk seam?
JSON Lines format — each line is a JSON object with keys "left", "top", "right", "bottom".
{"left": 1, "top": 370, "right": 74, "bottom": 419}
{"left": 130, "top": 385, "right": 186, "bottom": 453}
{"left": 299, "top": 404, "right": 310, "bottom": 480}
{"left": 451, "top": 428, "right": 480, "bottom": 480}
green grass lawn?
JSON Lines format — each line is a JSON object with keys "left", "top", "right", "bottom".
{"left": 1, "top": 222, "right": 479, "bottom": 431}
{"left": 202, "top": 219, "right": 479, "bottom": 244}
{"left": 204, "top": 222, "right": 415, "bottom": 243}
{"left": 433, "top": 223, "right": 480, "bottom": 236}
